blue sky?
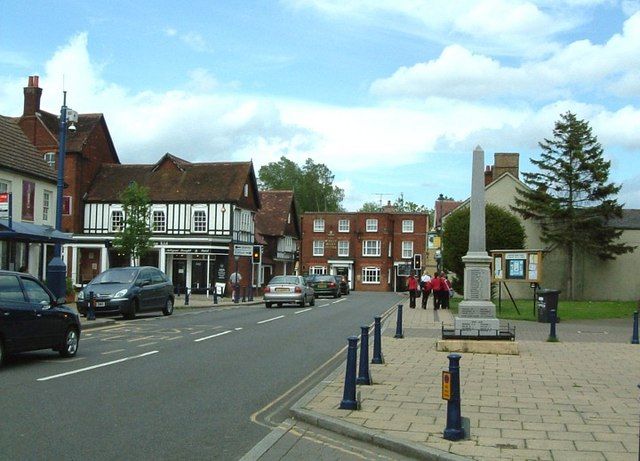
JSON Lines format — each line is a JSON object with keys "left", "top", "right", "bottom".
{"left": 1, "top": 0, "right": 640, "bottom": 211}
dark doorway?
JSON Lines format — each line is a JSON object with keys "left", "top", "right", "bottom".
{"left": 172, "top": 259, "right": 187, "bottom": 293}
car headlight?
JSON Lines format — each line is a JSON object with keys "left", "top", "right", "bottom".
{"left": 114, "top": 289, "right": 129, "bottom": 298}
{"left": 77, "top": 291, "right": 85, "bottom": 301}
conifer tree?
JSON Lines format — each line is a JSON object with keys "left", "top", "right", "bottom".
{"left": 512, "top": 111, "right": 634, "bottom": 298}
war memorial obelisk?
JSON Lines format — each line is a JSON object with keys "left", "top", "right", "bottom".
{"left": 438, "top": 146, "right": 518, "bottom": 354}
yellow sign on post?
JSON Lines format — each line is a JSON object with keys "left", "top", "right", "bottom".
{"left": 442, "top": 371, "right": 452, "bottom": 400}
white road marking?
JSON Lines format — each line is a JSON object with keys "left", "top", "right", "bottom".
{"left": 295, "top": 308, "right": 312, "bottom": 315}
{"left": 137, "top": 342, "right": 158, "bottom": 347}
{"left": 194, "top": 330, "right": 233, "bottom": 342}
{"left": 234, "top": 327, "right": 243, "bottom": 331}
{"left": 332, "top": 298, "right": 346, "bottom": 304}
{"left": 37, "top": 351, "right": 159, "bottom": 382}
{"left": 257, "top": 315, "right": 285, "bottom": 324}
{"left": 101, "top": 349, "right": 125, "bottom": 355}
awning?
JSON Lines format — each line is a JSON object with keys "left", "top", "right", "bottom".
{"left": 0, "top": 219, "right": 73, "bottom": 243}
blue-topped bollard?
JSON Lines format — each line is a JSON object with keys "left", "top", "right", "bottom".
{"left": 339, "top": 336, "right": 359, "bottom": 410}
{"left": 357, "top": 326, "right": 372, "bottom": 385}
{"left": 394, "top": 303, "right": 404, "bottom": 339}
{"left": 631, "top": 311, "right": 639, "bottom": 344}
{"left": 371, "top": 316, "right": 384, "bottom": 364}
{"left": 87, "top": 291, "right": 96, "bottom": 321}
{"left": 548, "top": 308, "right": 558, "bottom": 342}
{"left": 443, "top": 353, "right": 465, "bottom": 441}
{"left": 185, "top": 287, "right": 190, "bottom": 306}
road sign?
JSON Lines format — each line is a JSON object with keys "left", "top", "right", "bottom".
{"left": 0, "top": 192, "right": 9, "bottom": 219}
{"left": 233, "top": 244, "right": 253, "bottom": 256}
{"left": 442, "top": 371, "right": 452, "bottom": 400}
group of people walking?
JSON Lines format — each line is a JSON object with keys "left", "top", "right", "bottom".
{"left": 407, "top": 271, "right": 452, "bottom": 310}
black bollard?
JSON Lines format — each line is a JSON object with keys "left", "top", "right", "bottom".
{"left": 443, "top": 353, "right": 465, "bottom": 441}
{"left": 87, "top": 291, "right": 96, "bottom": 321}
{"left": 176, "top": 285, "right": 181, "bottom": 298}
{"left": 371, "top": 316, "right": 384, "bottom": 364}
{"left": 233, "top": 284, "right": 239, "bottom": 303}
{"left": 339, "top": 336, "right": 359, "bottom": 410}
{"left": 548, "top": 308, "right": 558, "bottom": 342}
{"left": 632, "top": 311, "right": 639, "bottom": 344}
{"left": 213, "top": 285, "right": 218, "bottom": 304}
{"left": 248, "top": 284, "right": 254, "bottom": 302}
{"left": 241, "top": 286, "right": 246, "bottom": 302}
{"left": 356, "top": 326, "right": 372, "bottom": 385}
{"left": 185, "top": 287, "right": 190, "bottom": 306}
{"left": 394, "top": 303, "right": 404, "bottom": 339}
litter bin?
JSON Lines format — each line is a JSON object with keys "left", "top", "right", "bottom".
{"left": 536, "top": 289, "right": 561, "bottom": 323}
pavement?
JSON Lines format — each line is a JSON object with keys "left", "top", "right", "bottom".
{"left": 289, "top": 297, "right": 640, "bottom": 461}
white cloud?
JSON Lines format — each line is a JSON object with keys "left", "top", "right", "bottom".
{"left": 164, "top": 27, "right": 211, "bottom": 52}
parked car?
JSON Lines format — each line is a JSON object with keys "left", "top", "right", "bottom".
{"left": 76, "top": 266, "right": 174, "bottom": 319}
{"left": 263, "top": 275, "right": 315, "bottom": 308}
{"left": 334, "top": 275, "right": 350, "bottom": 295}
{"left": 0, "top": 270, "right": 81, "bottom": 366}
{"left": 308, "top": 274, "right": 341, "bottom": 298}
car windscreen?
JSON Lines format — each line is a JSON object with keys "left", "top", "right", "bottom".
{"left": 269, "top": 276, "right": 299, "bottom": 285}
{"left": 314, "top": 275, "right": 334, "bottom": 282}
{"left": 92, "top": 268, "right": 139, "bottom": 284}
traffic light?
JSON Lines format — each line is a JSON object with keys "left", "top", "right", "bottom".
{"left": 252, "top": 245, "right": 261, "bottom": 264}
{"left": 413, "top": 253, "right": 422, "bottom": 270}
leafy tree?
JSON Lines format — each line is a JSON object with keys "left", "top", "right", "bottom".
{"left": 512, "top": 111, "right": 634, "bottom": 299}
{"left": 358, "top": 201, "right": 382, "bottom": 212}
{"left": 112, "top": 181, "right": 152, "bottom": 266}
{"left": 357, "top": 194, "right": 430, "bottom": 213}
{"left": 258, "top": 157, "right": 344, "bottom": 212}
{"left": 443, "top": 204, "right": 526, "bottom": 293}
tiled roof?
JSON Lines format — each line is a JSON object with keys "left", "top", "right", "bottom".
{"left": 255, "top": 190, "right": 295, "bottom": 236}
{"left": 86, "top": 153, "right": 255, "bottom": 202}
{"left": 608, "top": 209, "right": 640, "bottom": 229}
{"left": 35, "top": 110, "right": 104, "bottom": 153}
{"left": 0, "top": 115, "right": 57, "bottom": 182}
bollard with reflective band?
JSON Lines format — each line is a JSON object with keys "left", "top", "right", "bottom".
{"left": 631, "top": 311, "right": 639, "bottom": 344}
{"left": 87, "top": 291, "right": 96, "bottom": 321}
{"left": 443, "top": 353, "right": 465, "bottom": 441}
{"left": 371, "top": 316, "right": 384, "bottom": 364}
{"left": 357, "top": 326, "right": 372, "bottom": 385}
{"left": 339, "top": 336, "right": 359, "bottom": 410}
{"left": 548, "top": 308, "right": 558, "bottom": 342}
{"left": 394, "top": 304, "right": 404, "bottom": 339}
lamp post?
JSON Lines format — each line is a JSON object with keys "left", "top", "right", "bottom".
{"left": 46, "top": 91, "right": 75, "bottom": 299}
{"left": 436, "top": 193, "right": 445, "bottom": 273}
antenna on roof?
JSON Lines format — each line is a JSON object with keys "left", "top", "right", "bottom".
{"left": 374, "top": 193, "right": 393, "bottom": 207}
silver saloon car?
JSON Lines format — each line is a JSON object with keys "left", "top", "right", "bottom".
{"left": 263, "top": 275, "right": 315, "bottom": 308}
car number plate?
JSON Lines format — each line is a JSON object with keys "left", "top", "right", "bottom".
{"left": 275, "top": 288, "right": 289, "bottom": 292}
{"left": 96, "top": 302, "right": 106, "bottom": 307}
{"left": 318, "top": 283, "right": 326, "bottom": 288}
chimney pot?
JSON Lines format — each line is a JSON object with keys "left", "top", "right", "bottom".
{"left": 23, "top": 75, "right": 42, "bottom": 116}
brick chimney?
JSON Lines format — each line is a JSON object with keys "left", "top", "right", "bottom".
{"left": 23, "top": 75, "right": 42, "bottom": 116}
{"left": 382, "top": 200, "right": 396, "bottom": 213}
{"left": 493, "top": 153, "right": 519, "bottom": 180}
{"left": 484, "top": 165, "right": 493, "bottom": 186}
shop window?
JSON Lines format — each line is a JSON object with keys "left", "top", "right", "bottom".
{"left": 362, "top": 267, "right": 380, "bottom": 284}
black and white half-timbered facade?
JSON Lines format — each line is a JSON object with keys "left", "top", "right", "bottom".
{"left": 71, "top": 154, "right": 260, "bottom": 294}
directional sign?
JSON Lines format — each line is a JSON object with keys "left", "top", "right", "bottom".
{"left": 233, "top": 244, "right": 253, "bottom": 256}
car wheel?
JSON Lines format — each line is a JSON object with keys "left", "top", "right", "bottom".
{"left": 162, "top": 297, "right": 174, "bottom": 316}
{"left": 265, "top": 302, "right": 272, "bottom": 308}
{"left": 310, "top": 297, "right": 315, "bottom": 306}
{"left": 124, "top": 300, "right": 138, "bottom": 320}
{"left": 299, "top": 297, "right": 306, "bottom": 307}
{"left": 333, "top": 292, "right": 339, "bottom": 298}
{"left": 0, "top": 338, "right": 4, "bottom": 366}
{"left": 59, "top": 328, "right": 79, "bottom": 357}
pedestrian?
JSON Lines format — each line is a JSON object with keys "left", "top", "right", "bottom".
{"left": 407, "top": 271, "right": 418, "bottom": 308}
{"left": 229, "top": 271, "right": 242, "bottom": 302}
{"left": 431, "top": 271, "right": 442, "bottom": 310}
{"left": 421, "top": 274, "right": 432, "bottom": 309}
{"left": 441, "top": 273, "right": 452, "bottom": 310}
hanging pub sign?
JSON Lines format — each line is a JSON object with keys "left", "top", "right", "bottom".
{"left": 0, "top": 192, "right": 9, "bottom": 219}
{"left": 490, "top": 249, "right": 544, "bottom": 283}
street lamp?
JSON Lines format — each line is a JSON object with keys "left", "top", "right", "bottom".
{"left": 46, "top": 91, "right": 76, "bottom": 299}
{"left": 436, "top": 193, "right": 445, "bottom": 272}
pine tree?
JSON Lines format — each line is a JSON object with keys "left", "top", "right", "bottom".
{"left": 512, "top": 111, "right": 634, "bottom": 298}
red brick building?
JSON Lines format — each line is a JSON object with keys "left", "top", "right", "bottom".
{"left": 300, "top": 209, "right": 428, "bottom": 292}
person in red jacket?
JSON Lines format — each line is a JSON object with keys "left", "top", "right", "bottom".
{"left": 431, "top": 271, "right": 442, "bottom": 310}
{"left": 420, "top": 275, "right": 432, "bottom": 309}
{"left": 407, "top": 272, "right": 418, "bottom": 308}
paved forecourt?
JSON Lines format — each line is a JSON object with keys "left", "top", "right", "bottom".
{"left": 293, "top": 297, "right": 640, "bottom": 461}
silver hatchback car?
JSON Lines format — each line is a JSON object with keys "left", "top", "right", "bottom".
{"left": 263, "top": 275, "right": 315, "bottom": 308}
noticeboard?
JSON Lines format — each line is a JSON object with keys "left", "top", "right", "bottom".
{"left": 491, "top": 249, "right": 543, "bottom": 283}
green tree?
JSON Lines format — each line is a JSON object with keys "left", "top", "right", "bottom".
{"left": 358, "top": 201, "right": 382, "bottom": 212}
{"left": 112, "top": 181, "right": 153, "bottom": 265}
{"left": 258, "top": 157, "right": 344, "bottom": 212}
{"left": 357, "top": 194, "right": 430, "bottom": 213}
{"left": 512, "top": 111, "right": 634, "bottom": 299}
{"left": 443, "top": 204, "right": 526, "bottom": 293}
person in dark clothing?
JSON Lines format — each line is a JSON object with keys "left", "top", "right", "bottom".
{"left": 421, "top": 277, "right": 432, "bottom": 309}
{"left": 407, "top": 272, "right": 418, "bottom": 308}
{"left": 441, "top": 273, "right": 452, "bottom": 309}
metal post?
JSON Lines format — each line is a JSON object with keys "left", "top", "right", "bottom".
{"left": 357, "top": 326, "right": 371, "bottom": 385}
{"left": 548, "top": 308, "right": 558, "bottom": 342}
{"left": 339, "top": 336, "right": 359, "bottom": 410}
{"left": 371, "top": 316, "right": 384, "bottom": 364}
{"left": 185, "top": 287, "right": 190, "bottom": 306}
{"left": 394, "top": 303, "right": 404, "bottom": 339}
{"left": 632, "top": 311, "right": 639, "bottom": 344}
{"left": 87, "top": 291, "right": 96, "bottom": 321}
{"left": 213, "top": 285, "right": 218, "bottom": 304}
{"left": 443, "top": 353, "right": 465, "bottom": 441}
{"left": 248, "top": 284, "right": 253, "bottom": 302}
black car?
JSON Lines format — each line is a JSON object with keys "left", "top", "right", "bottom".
{"left": 309, "top": 274, "right": 341, "bottom": 298}
{"left": 0, "top": 270, "right": 81, "bottom": 366}
{"left": 76, "top": 266, "right": 174, "bottom": 319}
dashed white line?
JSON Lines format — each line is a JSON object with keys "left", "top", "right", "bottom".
{"left": 257, "top": 315, "right": 285, "bottom": 324}
{"left": 194, "top": 330, "right": 233, "bottom": 342}
{"left": 295, "top": 308, "right": 312, "bottom": 315}
{"left": 37, "top": 351, "right": 159, "bottom": 382}
{"left": 332, "top": 298, "right": 346, "bottom": 304}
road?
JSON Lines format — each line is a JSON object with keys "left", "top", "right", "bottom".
{"left": 0, "top": 292, "right": 403, "bottom": 460}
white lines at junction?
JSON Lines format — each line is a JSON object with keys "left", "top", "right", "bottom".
{"left": 257, "top": 315, "right": 285, "bottom": 324}
{"left": 295, "top": 308, "right": 312, "bottom": 315}
{"left": 37, "top": 351, "right": 159, "bottom": 382}
{"left": 194, "top": 329, "right": 233, "bottom": 342}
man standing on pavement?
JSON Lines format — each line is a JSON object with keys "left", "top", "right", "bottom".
{"left": 421, "top": 273, "right": 432, "bottom": 309}
{"left": 229, "top": 271, "right": 242, "bottom": 302}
